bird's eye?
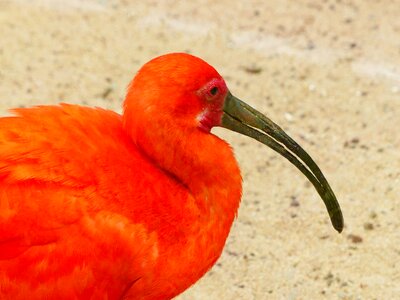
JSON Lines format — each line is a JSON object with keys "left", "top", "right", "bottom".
{"left": 210, "top": 86, "right": 218, "bottom": 96}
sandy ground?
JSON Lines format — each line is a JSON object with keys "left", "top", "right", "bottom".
{"left": 1, "top": 0, "right": 399, "bottom": 299}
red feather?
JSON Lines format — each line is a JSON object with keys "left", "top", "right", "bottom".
{"left": 0, "top": 53, "right": 242, "bottom": 299}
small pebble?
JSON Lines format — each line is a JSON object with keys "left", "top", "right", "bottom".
{"left": 308, "top": 83, "right": 316, "bottom": 91}
{"left": 290, "top": 196, "right": 300, "bottom": 207}
{"left": 364, "top": 222, "right": 374, "bottom": 230}
{"left": 284, "top": 112, "right": 294, "bottom": 122}
{"left": 242, "top": 65, "right": 263, "bottom": 74}
{"left": 369, "top": 211, "right": 378, "bottom": 219}
{"left": 348, "top": 234, "right": 363, "bottom": 243}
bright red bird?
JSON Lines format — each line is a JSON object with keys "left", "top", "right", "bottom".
{"left": 0, "top": 53, "right": 343, "bottom": 299}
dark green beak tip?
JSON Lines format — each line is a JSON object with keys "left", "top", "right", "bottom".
{"left": 331, "top": 210, "right": 344, "bottom": 233}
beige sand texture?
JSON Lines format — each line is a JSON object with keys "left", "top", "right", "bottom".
{"left": 1, "top": 0, "right": 399, "bottom": 299}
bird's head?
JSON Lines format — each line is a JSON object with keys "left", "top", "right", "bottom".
{"left": 124, "top": 53, "right": 228, "bottom": 134}
{"left": 123, "top": 53, "right": 343, "bottom": 233}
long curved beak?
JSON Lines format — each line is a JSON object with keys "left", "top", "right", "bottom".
{"left": 221, "top": 92, "right": 344, "bottom": 233}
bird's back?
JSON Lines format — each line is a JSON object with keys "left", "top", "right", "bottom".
{"left": 0, "top": 104, "right": 195, "bottom": 299}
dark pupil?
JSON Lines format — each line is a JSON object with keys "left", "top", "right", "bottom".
{"left": 210, "top": 86, "right": 218, "bottom": 96}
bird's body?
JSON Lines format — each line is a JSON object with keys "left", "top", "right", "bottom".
{"left": 0, "top": 53, "right": 343, "bottom": 299}
{"left": 0, "top": 104, "right": 241, "bottom": 299}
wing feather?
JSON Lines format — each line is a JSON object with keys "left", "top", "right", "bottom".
{"left": 0, "top": 105, "right": 159, "bottom": 298}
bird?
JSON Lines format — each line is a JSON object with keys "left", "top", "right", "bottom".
{"left": 0, "top": 53, "right": 343, "bottom": 300}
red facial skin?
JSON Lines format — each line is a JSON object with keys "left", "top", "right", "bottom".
{"left": 196, "top": 78, "right": 228, "bottom": 132}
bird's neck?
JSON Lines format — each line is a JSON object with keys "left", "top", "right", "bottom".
{"left": 123, "top": 117, "right": 242, "bottom": 297}
{"left": 132, "top": 121, "right": 242, "bottom": 220}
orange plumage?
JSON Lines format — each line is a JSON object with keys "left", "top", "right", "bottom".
{"left": 0, "top": 53, "right": 242, "bottom": 299}
{"left": 0, "top": 53, "right": 343, "bottom": 299}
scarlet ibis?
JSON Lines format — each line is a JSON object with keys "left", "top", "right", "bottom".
{"left": 0, "top": 53, "right": 343, "bottom": 299}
